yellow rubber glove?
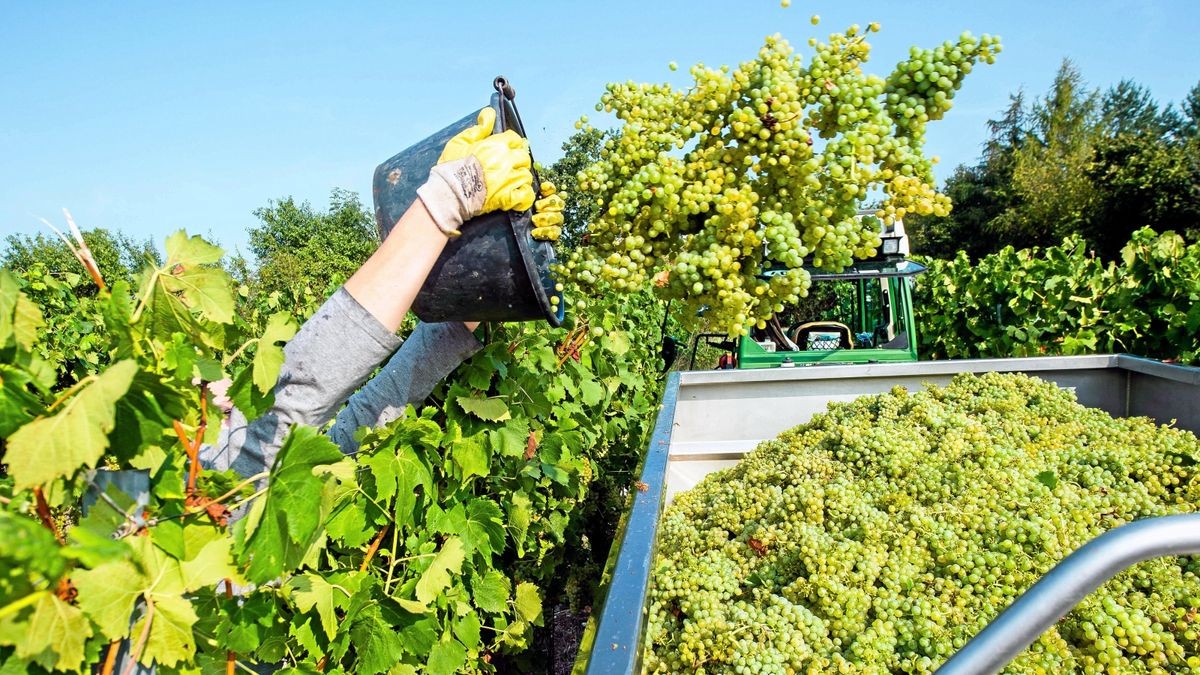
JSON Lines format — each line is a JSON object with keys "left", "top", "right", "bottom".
{"left": 530, "top": 180, "right": 565, "bottom": 242}
{"left": 417, "top": 107, "right": 536, "bottom": 236}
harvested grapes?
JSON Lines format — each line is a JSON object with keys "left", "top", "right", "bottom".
{"left": 645, "top": 372, "right": 1200, "bottom": 673}
{"left": 563, "top": 28, "right": 1001, "bottom": 335}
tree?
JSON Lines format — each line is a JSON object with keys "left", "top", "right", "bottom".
{"left": 1, "top": 227, "right": 159, "bottom": 292}
{"left": 247, "top": 188, "right": 378, "bottom": 299}
{"left": 537, "top": 127, "right": 613, "bottom": 250}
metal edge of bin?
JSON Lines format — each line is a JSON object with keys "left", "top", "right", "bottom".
{"left": 677, "top": 354, "right": 1123, "bottom": 387}
{"left": 583, "top": 371, "right": 681, "bottom": 675}
{"left": 1116, "top": 353, "right": 1200, "bottom": 385}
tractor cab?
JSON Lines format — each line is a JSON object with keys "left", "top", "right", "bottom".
{"left": 687, "top": 216, "right": 926, "bottom": 369}
{"left": 736, "top": 256, "right": 926, "bottom": 367}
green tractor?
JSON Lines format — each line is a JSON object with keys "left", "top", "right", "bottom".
{"left": 687, "top": 216, "right": 926, "bottom": 369}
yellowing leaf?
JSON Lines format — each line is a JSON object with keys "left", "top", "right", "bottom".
{"left": 253, "top": 312, "right": 297, "bottom": 393}
{"left": 180, "top": 534, "right": 237, "bottom": 592}
{"left": 135, "top": 594, "right": 198, "bottom": 669}
{"left": 515, "top": 582, "right": 543, "bottom": 626}
{"left": 14, "top": 592, "right": 92, "bottom": 673}
{"left": 414, "top": 537, "right": 465, "bottom": 608}
{"left": 165, "top": 230, "right": 224, "bottom": 267}
{"left": 73, "top": 559, "right": 146, "bottom": 640}
{"left": 456, "top": 395, "right": 511, "bottom": 422}
{"left": 6, "top": 360, "right": 137, "bottom": 489}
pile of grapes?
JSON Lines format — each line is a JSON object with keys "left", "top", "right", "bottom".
{"left": 646, "top": 373, "right": 1200, "bottom": 673}
{"left": 562, "top": 25, "right": 1001, "bottom": 335}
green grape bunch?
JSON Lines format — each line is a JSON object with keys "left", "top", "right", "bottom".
{"left": 562, "top": 26, "right": 1001, "bottom": 335}
{"left": 645, "top": 373, "right": 1200, "bottom": 674}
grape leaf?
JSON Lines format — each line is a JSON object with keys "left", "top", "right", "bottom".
{"left": 160, "top": 231, "right": 233, "bottom": 324}
{"left": 134, "top": 594, "right": 198, "bottom": 668}
{"left": 366, "top": 445, "right": 432, "bottom": 526}
{"left": 73, "top": 559, "right": 146, "bottom": 640}
{"left": 425, "top": 639, "right": 467, "bottom": 675}
{"left": 5, "top": 359, "right": 137, "bottom": 489}
{"left": 227, "top": 364, "right": 275, "bottom": 420}
{"left": 414, "top": 537, "right": 465, "bottom": 608}
{"left": 515, "top": 582, "right": 543, "bottom": 626}
{"left": 15, "top": 592, "right": 92, "bottom": 673}
{"left": 579, "top": 377, "right": 605, "bottom": 406}
{"left": 180, "top": 528, "right": 237, "bottom": 592}
{"left": 462, "top": 499, "right": 505, "bottom": 560}
{"left": 235, "top": 426, "right": 344, "bottom": 584}
{"left": 0, "top": 271, "right": 43, "bottom": 350}
{"left": 487, "top": 422, "right": 528, "bottom": 459}
{"left": 0, "top": 365, "right": 43, "bottom": 437}
{"left": 253, "top": 312, "right": 297, "bottom": 394}
{"left": 451, "top": 434, "right": 489, "bottom": 481}
{"left": 453, "top": 613, "right": 481, "bottom": 651}
{"left": 456, "top": 395, "right": 511, "bottom": 422}
{"left": 289, "top": 573, "right": 341, "bottom": 640}
{"left": 507, "top": 493, "right": 532, "bottom": 556}
{"left": 349, "top": 607, "right": 406, "bottom": 675}
{"left": 470, "top": 570, "right": 510, "bottom": 614}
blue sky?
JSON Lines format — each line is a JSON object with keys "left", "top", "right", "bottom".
{"left": 3, "top": 1, "right": 1198, "bottom": 257}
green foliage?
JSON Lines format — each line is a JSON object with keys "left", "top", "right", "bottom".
{"left": 247, "top": 188, "right": 379, "bottom": 302}
{"left": 915, "top": 228, "right": 1200, "bottom": 365}
{"left": 538, "top": 127, "right": 613, "bottom": 250}
{"left": 2, "top": 228, "right": 159, "bottom": 294}
{"left": 909, "top": 63, "right": 1200, "bottom": 259}
{"left": 0, "top": 225, "right": 665, "bottom": 673}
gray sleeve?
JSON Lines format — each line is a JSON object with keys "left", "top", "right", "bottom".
{"left": 327, "top": 321, "right": 482, "bottom": 454}
{"left": 200, "top": 288, "right": 401, "bottom": 478}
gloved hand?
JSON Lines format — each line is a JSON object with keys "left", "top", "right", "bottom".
{"left": 417, "top": 107, "right": 536, "bottom": 237}
{"left": 530, "top": 180, "right": 565, "bottom": 242}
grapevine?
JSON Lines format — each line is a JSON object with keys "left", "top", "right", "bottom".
{"left": 562, "top": 25, "right": 1001, "bottom": 335}
{"left": 645, "top": 373, "right": 1200, "bottom": 673}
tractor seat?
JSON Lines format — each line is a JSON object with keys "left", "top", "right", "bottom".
{"left": 790, "top": 321, "right": 853, "bottom": 350}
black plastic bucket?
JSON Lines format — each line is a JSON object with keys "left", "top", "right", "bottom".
{"left": 372, "top": 77, "right": 564, "bottom": 326}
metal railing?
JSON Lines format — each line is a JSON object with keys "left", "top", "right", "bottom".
{"left": 936, "top": 513, "right": 1200, "bottom": 674}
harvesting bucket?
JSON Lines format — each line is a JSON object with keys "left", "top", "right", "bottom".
{"left": 372, "top": 77, "right": 564, "bottom": 326}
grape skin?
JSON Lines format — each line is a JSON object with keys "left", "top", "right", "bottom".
{"left": 561, "top": 29, "right": 1001, "bottom": 336}
{"left": 645, "top": 373, "right": 1200, "bottom": 674}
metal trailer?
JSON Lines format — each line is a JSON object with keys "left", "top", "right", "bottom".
{"left": 579, "top": 354, "right": 1200, "bottom": 674}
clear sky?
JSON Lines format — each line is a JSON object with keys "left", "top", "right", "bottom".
{"left": 3, "top": 1, "right": 1198, "bottom": 257}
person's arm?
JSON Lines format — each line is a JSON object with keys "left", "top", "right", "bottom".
{"left": 327, "top": 321, "right": 483, "bottom": 454}
{"left": 201, "top": 108, "right": 534, "bottom": 478}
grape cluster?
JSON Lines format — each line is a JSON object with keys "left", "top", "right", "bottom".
{"left": 645, "top": 373, "right": 1200, "bottom": 673}
{"left": 561, "top": 26, "right": 1001, "bottom": 335}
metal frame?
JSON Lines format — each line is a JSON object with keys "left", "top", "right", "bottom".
{"left": 578, "top": 355, "right": 1200, "bottom": 673}
{"left": 583, "top": 372, "right": 680, "bottom": 675}
{"left": 936, "top": 514, "right": 1200, "bottom": 674}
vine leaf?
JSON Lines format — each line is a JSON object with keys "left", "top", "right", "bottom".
{"left": 180, "top": 528, "right": 239, "bottom": 591}
{"left": 450, "top": 434, "right": 490, "bottom": 481}
{"left": 159, "top": 231, "right": 234, "bottom": 324}
{"left": 235, "top": 426, "right": 344, "bottom": 584}
{"left": 425, "top": 639, "right": 467, "bottom": 675}
{"left": 134, "top": 595, "right": 199, "bottom": 668}
{"left": 5, "top": 359, "right": 137, "bottom": 489}
{"left": 253, "top": 312, "right": 298, "bottom": 393}
{"left": 289, "top": 574, "right": 341, "bottom": 641}
{"left": 469, "top": 570, "right": 510, "bottom": 614}
{"left": 73, "top": 559, "right": 146, "bottom": 640}
{"left": 366, "top": 445, "right": 432, "bottom": 526}
{"left": 0, "top": 271, "right": 44, "bottom": 350}
{"left": 412, "top": 537, "right": 465, "bottom": 609}
{"left": 515, "top": 582, "right": 543, "bottom": 626}
{"left": 14, "top": 592, "right": 92, "bottom": 673}
{"left": 456, "top": 395, "right": 511, "bottom": 422}
{"left": 349, "top": 606, "right": 406, "bottom": 675}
